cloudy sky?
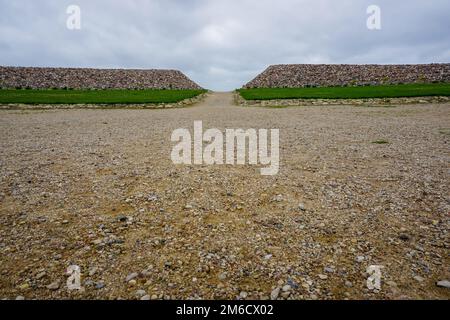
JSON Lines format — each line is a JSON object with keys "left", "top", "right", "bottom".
{"left": 0, "top": 0, "right": 449, "bottom": 90}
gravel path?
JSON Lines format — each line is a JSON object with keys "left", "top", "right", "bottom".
{"left": 0, "top": 92, "right": 449, "bottom": 300}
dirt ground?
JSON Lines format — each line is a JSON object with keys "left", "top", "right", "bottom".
{"left": 0, "top": 92, "right": 449, "bottom": 300}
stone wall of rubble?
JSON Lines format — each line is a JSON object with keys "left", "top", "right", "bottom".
{"left": 0, "top": 67, "right": 203, "bottom": 90}
{"left": 244, "top": 64, "right": 450, "bottom": 88}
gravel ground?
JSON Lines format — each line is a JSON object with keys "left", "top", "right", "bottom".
{"left": 0, "top": 92, "right": 449, "bottom": 300}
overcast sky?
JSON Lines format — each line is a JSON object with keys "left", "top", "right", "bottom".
{"left": 0, "top": 0, "right": 449, "bottom": 90}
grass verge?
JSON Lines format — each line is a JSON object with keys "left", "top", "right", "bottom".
{"left": 0, "top": 89, "right": 206, "bottom": 104}
{"left": 238, "top": 83, "right": 450, "bottom": 100}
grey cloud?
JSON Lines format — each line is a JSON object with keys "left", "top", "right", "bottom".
{"left": 0, "top": 0, "right": 449, "bottom": 90}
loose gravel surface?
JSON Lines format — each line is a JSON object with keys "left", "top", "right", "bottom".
{"left": 0, "top": 92, "right": 449, "bottom": 300}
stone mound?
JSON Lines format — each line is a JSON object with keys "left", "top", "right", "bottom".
{"left": 0, "top": 66, "right": 203, "bottom": 90}
{"left": 243, "top": 64, "right": 450, "bottom": 88}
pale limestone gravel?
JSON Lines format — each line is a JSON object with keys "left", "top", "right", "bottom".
{"left": 0, "top": 92, "right": 449, "bottom": 300}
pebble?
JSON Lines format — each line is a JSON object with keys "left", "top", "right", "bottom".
{"left": 18, "top": 283, "right": 29, "bottom": 290}
{"left": 282, "top": 285, "right": 291, "bottom": 292}
{"left": 15, "top": 296, "right": 25, "bottom": 300}
{"left": 356, "top": 256, "right": 365, "bottom": 263}
{"left": 436, "top": 280, "right": 450, "bottom": 289}
{"left": 92, "top": 239, "right": 103, "bottom": 245}
{"left": 270, "top": 287, "right": 280, "bottom": 300}
{"left": 89, "top": 267, "right": 98, "bottom": 276}
{"left": 239, "top": 291, "right": 248, "bottom": 299}
{"left": 126, "top": 272, "right": 139, "bottom": 282}
{"left": 84, "top": 280, "right": 94, "bottom": 287}
{"left": 140, "top": 295, "right": 151, "bottom": 300}
{"left": 273, "top": 195, "right": 283, "bottom": 202}
{"left": 298, "top": 203, "right": 306, "bottom": 211}
{"left": 117, "top": 215, "right": 127, "bottom": 222}
{"left": 218, "top": 273, "right": 227, "bottom": 280}
{"left": 95, "top": 282, "right": 105, "bottom": 290}
{"left": 324, "top": 267, "right": 335, "bottom": 273}
{"left": 287, "top": 278, "right": 299, "bottom": 289}
{"left": 128, "top": 280, "right": 137, "bottom": 286}
{"left": 46, "top": 281, "right": 60, "bottom": 290}
{"left": 136, "top": 289, "right": 147, "bottom": 297}
{"left": 413, "top": 276, "right": 425, "bottom": 282}
{"left": 318, "top": 274, "right": 328, "bottom": 280}
{"left": 399, "top": 234, "right": 411, "bottom": 241}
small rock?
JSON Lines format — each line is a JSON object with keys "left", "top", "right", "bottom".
{"left": 287, "top": 278, "right": 298, "bottom": 289}
{"left": 298, "top": 203, "right": 306, "bottom": 211}
{"left": 282, "top": 285, "right": 291, "bottom": 292}
{"left": 128, "top": 279, "right": 137, "bottom": 286}
{"left": 15, "top": 296, "right": 25, "bottom": 300}
{"left": 84, "top": 280, "right": 94, "bottom": 287}
{"left": 89, "top": 267, "right": 98, "bottom": 276}
{"left": 318, "top": 274, "right": 328, "bottom": 280}
{"left": 140, "top": 295, "right": 151, "bottom": 300}
{"left": 18, "top": 283, "right": 29, "bottom": 290}
{"left": 345, "top": 281, "right": 353, "bottom": 288}
{"left": 35, "top": 272, "right": 46, "bottom": 280}
{"left": 356, "top": 256, "right": 365, "bottom": 263}
{"left": 95, "top": 282, "right": 105, "bottom": 290}
{"left": 324, "top": 267, "right": 335, "bottom": 273}
{"left": 281, "top": 291, "right": 291, "bottom": 299}
{"left": 46, "top": 281, "right": 60, "bottom": 290}
{"left": 92, "top": 239, "right": 103, "bottom": 245}
{"left": 218, "top": 273, "right": 227, "bottom": 280}
{"left": 413, "top": 276, "right": 425, "bottom": 282}
{"left": 436, "top": 280, "right": 450, "bottom": 289}
{"left": 270, "top": 287, "right": 280, "bottom": 300}
{"left": 151, "top": 294, "right": 158, "bottom": 300}
{"left": 117, "top": 215, "right": 127, "bottom": 222}
{"left": 273, "top": 195, "right": 283, "bottom": 202}
{"left": 136, "top": 289, "right": 147, "bottom": 297}
{"left": 239, "top": 291, "right": 248, "bottom": 299}
{"left": 399, "top": 234, "right": 410, "bottom": 241}
{"left": 264, "top": 254, "right": 272, "bottom": 260}
{"left": 126, "top": 272, "right": 139, "bottom": 282}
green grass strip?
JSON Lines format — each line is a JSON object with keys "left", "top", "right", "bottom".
{"left": 0, "top": 89, "right": 206, "bottom": 104}
{"left": 238, "top": 83, "right": 450, "bottom": 100}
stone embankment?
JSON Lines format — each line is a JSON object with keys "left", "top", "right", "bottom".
{"left": 0, "top": 66, "right": 203, "bottom": 90}
{"left": 244, "top": 64, "right": 450, "bottom": 88}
